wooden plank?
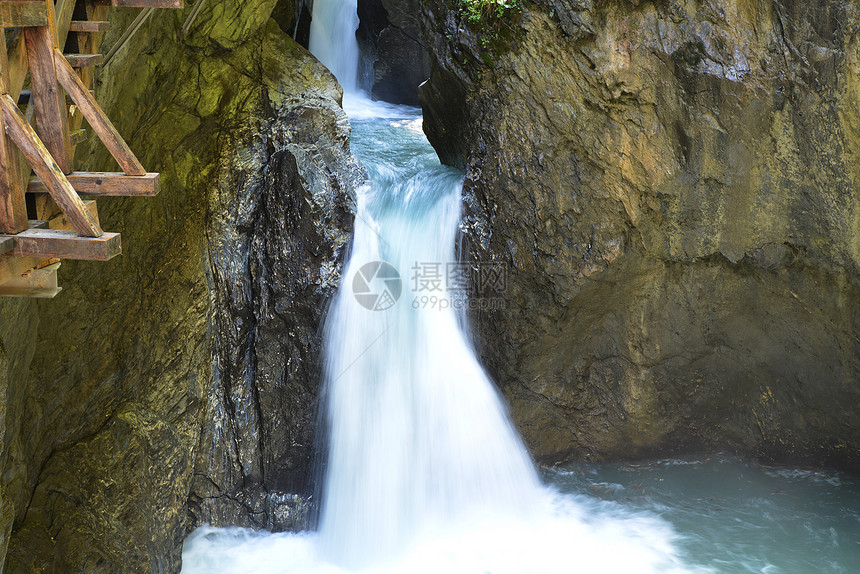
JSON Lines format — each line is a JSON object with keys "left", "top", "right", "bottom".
{"left": 95, "top": 0, "right": 183, "bottom": 8}
{"left": 29, "top": 171, "right": 160, "bottom": 196}
{"left": 0, "top": 29, "right": 29, "bottom": 234}
{"left": 55, "top": 0, "right": 77, "bottom": 52}
{"left": 71, "top": 3, "right": 109, "bottom": 130}
{"left": 69, "top": 20, "right": 111, "bottom": 32}
{"left": 45, "top": 199, "right": 100, "bottom": 230}
{"left": 2, "top": 228, "right": 120, "bottom": 260}
{"left": 63, "top": 53, "right": 103, "bottom": 68}
{"left": 7, "top": 31, "right": 29, "bottom": 103}
{"left": 0, "top": 93, "right": 102, "bottom": 237}
{"left": 0, "top": 1, "right": 49, "bottom": 27}
{"left": 53, "top": 49, "right": 146, "bottom": 176}
{"left": 24, "top": 2, "right": 74, "bottom": 174}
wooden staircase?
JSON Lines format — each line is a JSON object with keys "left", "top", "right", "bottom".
{"left": 0, "top": 0, "right": 182, "bottom": 297}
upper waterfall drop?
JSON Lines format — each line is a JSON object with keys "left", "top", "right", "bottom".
{"left": 309, "top": 0, "right": 361, "bottom": 93}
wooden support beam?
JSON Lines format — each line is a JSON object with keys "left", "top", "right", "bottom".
{"left": 71, "top": 3, "right": 109, "bottom": 130}
{"left": 1, "top": 228, "right": 120, "bottom": 260}
{"left": 63, "top": 53, "right": 103, "bottom": 68}
{"left": 0, "top": 29, "right": 29, "bottom": 234}
{"left": 29, "top": 171, "right": 160, "bottom": 196}
{"left": 95, "top": 0, "right": 183, "bottom": 7}
{"left": 55, "top": 0, "right": 77, "bottom": 51}
{"left": 69, "top": 20, "right": 111, "bottom": 32}
{"left": 0, "top": 93, "right": 102, "bottom": 237}
{"left": 53, "top": 49, "right": 146, "bottom": 176}
{"left": 7, "top": 31, "right": 29, "bottom": 103}
{"left": 0, "top": 1, "right": 49, "bottom": 27}
{"left": 24, "top": 1, "right": 74, "bottom": 174}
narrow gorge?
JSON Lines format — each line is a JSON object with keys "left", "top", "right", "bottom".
{"left": 0, "top": 0, "right": 856, "bottom": 572}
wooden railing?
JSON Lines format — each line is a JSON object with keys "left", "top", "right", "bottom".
{"left": 0, "top": 0, "right": 182, "bottom": 297}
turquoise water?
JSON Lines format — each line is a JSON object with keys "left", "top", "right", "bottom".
{"left": 546, "top": 455, "right": 860, "bottom": 573}
{"left": 181, "top": 96, "right": 860, "bottom": 573}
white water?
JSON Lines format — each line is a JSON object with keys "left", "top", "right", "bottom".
{"left": 181, "top": 7, "right": 697, "bottom": 574}
{"left": 309, "top": 0, "right": 360, "bottom": 92}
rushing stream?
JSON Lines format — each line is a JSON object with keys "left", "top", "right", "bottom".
{"left": 180, "top": 2, "right": 860, "bottom": 572}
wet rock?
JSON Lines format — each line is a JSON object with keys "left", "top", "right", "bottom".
{"left": 0, "top": 2, "right": 359, "bottom": 572}
{"left": 357, "top": 0, "right": 432, "bottom": 104}
{"left": 420, "top": 0, "right": 860, "bottom": 470}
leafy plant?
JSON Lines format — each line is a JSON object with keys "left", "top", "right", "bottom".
{"left": 457, "top": 0, "right": 523, "bottom": 67}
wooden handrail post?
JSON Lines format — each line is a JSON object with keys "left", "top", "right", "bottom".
{"left": 0, "top": 29, "right": 28, "bottom": 234}
{"left": 0, "top": 94, "right": 102, "bottom": 237}
{"left": 24, "top": 0, "right": 74, "bottom": 174}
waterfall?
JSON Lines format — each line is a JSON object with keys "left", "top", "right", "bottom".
{"left": 316, "top": 120, "right": 543, "bottom": 568}
{"left": 309, "top": 0, "right": 361, "bottom": 92}
{"left": 180, "top": 5, "right": 695, "bottom": 573}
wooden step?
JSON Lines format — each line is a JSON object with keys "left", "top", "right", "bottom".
{"left": 0, "top": 1, "right": 48, "bottom": 27}
{"left": 28, "top": 172, "right": 160, "bottom": 197}
{"left": 95, "top": 0, "right": 184, "bottom": 7}
{"left": 63, "top": 54, "right": 103, "bottom": 68}
{"left": 69, "top": 20, "right": 111, "bottom": 33}
{"left": 0, "top": 228, "right": 121, "bottom": 261}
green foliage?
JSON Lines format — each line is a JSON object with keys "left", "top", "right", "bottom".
{"left": 457, "top": 0, "right": 523, "bottom": 68}
{"left": 461, "top": 0, "right": 521, "bottom": 25}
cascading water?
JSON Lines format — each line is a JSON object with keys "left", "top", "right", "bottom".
{"left": 309, "top": 0, "right": 360, "bottom": 92}
{"left": 180, "top": 4, "right": 860, "bottom": 573}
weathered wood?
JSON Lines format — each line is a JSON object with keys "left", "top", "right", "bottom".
{"left": 53, "top": 49, "right": 146, "bottom": 176}
{"left": 0, "top": 29, "right": 29, "bottom": 234}
{"left": 69, "top": 20, "right": 111, "bottom": 32}
{"left": 7, "top": 31, "right": 29, "bottom": 103}
{"left": 71, "top": 3, "right": 109, "bottom": 130}
{"left": 2, "top": 228, "right": 120, "bottom": 260}
{"left": 29, "top": 171, "right": 160, "bottom": 196}
{"left": 0, "top": 261, "right": 61, "bottom": 298}
{"left": 24, "top": 2, "right": 74, "bottom": 174}
{"left": 0, "top": 1, "right": 49, "bottom": 27}
{"left": 63, "top": 53, "right": 103, "bottom": 68}
{"left": 0, "top": 93, "right": 102, "bottom": 237}
{"left": 55, "top": 0, "right": 77, "bottom": 51}
{"left": 95, "top": 0, "right": 183, "bottom": 7}
{"left": 45, "top": 198, "right": 100, "bottom": 230}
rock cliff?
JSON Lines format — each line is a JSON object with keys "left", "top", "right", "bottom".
{"left": 0, "top": 1, "right": 360, "bottom": 571}
{"left": 358, "top": 0, "right": 432, "bottom": 104}
{"left": 420, "top": 0, "right": 860, "bottom": 469}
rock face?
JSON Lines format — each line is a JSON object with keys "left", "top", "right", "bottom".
{"left": 0, "top": 1, "right": 360, "bottom": 572}
{"left": 357, "top": 0, "right": 431, "bottom": 104}
{"left": 420, "top": 0, "right": 860, "bottom": 470}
